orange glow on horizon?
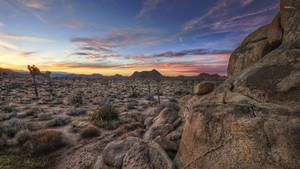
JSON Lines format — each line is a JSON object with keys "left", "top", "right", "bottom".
{"left": 0, "top": 63, "right": 227, "bottom": 76}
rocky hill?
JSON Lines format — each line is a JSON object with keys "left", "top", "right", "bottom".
{"left": 130, "top": 69, "right": 163, "bottom": 79}
{"left": 175, "top": 0, "right": 300, "bottom": 168}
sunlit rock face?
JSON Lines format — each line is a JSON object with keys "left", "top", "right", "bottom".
{"left": 175, "top": 0, "right": 300, "bottom": 168}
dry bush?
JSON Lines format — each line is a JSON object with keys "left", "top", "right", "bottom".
{"left": 90, "top": 105, "right": 119, "bottom": 122}
{"left": 24, "top": 129, "right": 65, "bottom": 155}
{"left": 80, "top": 125, "right": 100, "bottom": 139}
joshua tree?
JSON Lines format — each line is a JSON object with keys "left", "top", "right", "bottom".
{"left": 27, "top": 65, "right": 41, "bottom": 97}
{"left": 155, "top": 78, "right": 161, "bottom": 104}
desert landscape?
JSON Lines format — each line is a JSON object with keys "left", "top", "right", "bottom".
{"left": 0, "top": 67, "right": 226, "bottom": 169}
{"left": 0, "top": 0, "right": 299, "bottom": 169}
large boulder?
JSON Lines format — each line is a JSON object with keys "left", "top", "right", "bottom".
{"left": 101, "top": 137, "right": 140, "bottom": 168}
{"left": 122, "top": 140, "right": 174, "bottom": 169}
{"left": 193, "top": 81, "right": 215, "bottom": 96}
{"left": 97, "top": 137, "right": 175, "bottom": 169}
{"left": 227, "top": 25, "right": 273, "bottom": 77}
{"left": 175, "top": 0, "right": 300, "bottom": 168}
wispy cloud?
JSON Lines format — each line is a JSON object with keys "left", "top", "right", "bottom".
{"left": 71, "top": 28, "right": 163, "bottom": 55}
{"left": 71, "top": 52, "right": 120, "bottom": 59}
{"left": 0, "top": 51, "right": 36, "bottom": 58}
{"left": 0, "top": 22, "right": 4, "bottom": 27}
{"left": 0, "top": 33, "right": 54, "bottom": 42}
{"left": 0, "top": 40, "right": 18, "bottom": 50}
{"left": 53, "top": 21, "right": 83, "bottom": 29}
{"left": 137, "top": 0, "right": 164, "bottom": 18}
{"left": 241, "top": 0, "right": 254, "bottom": 7}
{"left": 18, "top": 0, "right": 48, "bottom": 10}
{"left": 183, "top": 0, "right": 279, "bottom": 32}
{"left": 151, "top": 48, "right": 232, "bottom": 58}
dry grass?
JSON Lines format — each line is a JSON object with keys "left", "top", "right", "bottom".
{"left": 24, "top": 129, "right": 65, "bottom": 155}
{"left": 80, "top": 125, "right": 100, "bottom": 139}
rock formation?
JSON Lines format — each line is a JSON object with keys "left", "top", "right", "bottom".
{"left": 175, "top": 0, "right": 300, "bottom": 168}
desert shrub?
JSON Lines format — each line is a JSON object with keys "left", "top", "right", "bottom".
{"left": 24, "top": 129, "right": 65, "bottom": 155}
{"left": 38, "top": 113, "right": 53, "bottom": 121}
{"left": 127, "top": 102, "right": 137, "bottom": 110}
{"left": 0, "top": 148, "right": 53, "bottom": 169}
{"left": 0, "top": 119, "right": 27, "bottom": 137}
{"left": 0, "top": 134, "right": 7, "bottom": 148}
{"left": 45, "top": 116, "right": 71, "bottom": 128}
{"left": 80, "top": 126, "right": 100, "bottom": 139}
{"left": 67, "top": 107, "right": 87, "bottom": 116}
{"left": 90, "top": 105, "right": 119, "bottom": 122}
{"left": 15, "top": 130, "right": 30, "bottom": 145}
{"left": 26, "top": 107, "right": 43, "bottom": 116}
{"left": 3, "top": 105, "right": 17, "bottom": 113}
{"left": 69, "top": 91, "right": 84, "bottom": 106}
{"left": 128, "top": 92, "right": 139, "bottom": 98}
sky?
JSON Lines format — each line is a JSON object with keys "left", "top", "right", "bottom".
{"left": 0, "top": 0, "right": 280, "bottom": 76}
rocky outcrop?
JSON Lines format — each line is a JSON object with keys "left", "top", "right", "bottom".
{"left": 227, "top": 0, "right": 300, "bottom": 77}
{"left": 175, "top": 0, "right": 300, "bottom": 168}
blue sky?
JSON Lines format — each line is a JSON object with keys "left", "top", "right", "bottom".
{"left": 0, "top": 0, "right": 280, "bottom": 76}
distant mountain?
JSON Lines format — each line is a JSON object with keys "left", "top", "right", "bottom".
{"left": 50, "top": 72, "right": 125, "bottom": 79}
{"left": 0, "top": 67, "right": 24, "bottom": 77}
{"left": 197, "top": 73, "right": 226, "bottom": 81}
{"left": 169, "top": 73, "right": 226, "bottom": 81}
{"left": 130, "top": 69, "right": 163, "bottom": 79}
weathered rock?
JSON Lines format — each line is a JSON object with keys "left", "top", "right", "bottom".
{"left": 93, "top": 156, "right": 110, "bottom": 169}
{"left": 267, "top": 13, "right": 283, "bottom": 48}
{"left": 122, "top": 140, "right": 174, "bottom": 169}
{"left": 227, "top": 25, "right": 273, "bottom": 77}
{"left": 101, "top": 137, "right": 140, "bottom": 168}
{"left": 193, "top": 81, "right": 215, "bottom": 95}
{"left": 154, "top": 136, "right": 178, "bottom": 151}
{"left": 175, "top": 103, "right": 300, "bottom": 169}
{"left": 144, "top": 124, "right": 174, "bottom": 140}
{"left": 176, "top": 1, "right": 300, "bottom": 168}
{"left": 152, "top": 107, "right": 178, "bottom": 126}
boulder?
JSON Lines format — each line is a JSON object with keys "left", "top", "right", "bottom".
{"left": 101, "top": 137, "right": 140, "bottom": 168}
{"left": 152, "top": 107, "right": 178, "bottom": 126}
{"left": 175, "top": 1, "right": 300, "bottom": 168}
{"left": 193, "top": 81, "right": 215, "bottom": 95}
{"left": 227, "top": 25, "right": 273, "bottom": 77}
{"left": 144, "top": 124, "right": 174, "bottom": 140}
{"left": 122, "top": 140, "right": 174, "bottom": 169}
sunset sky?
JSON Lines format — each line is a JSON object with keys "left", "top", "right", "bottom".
{"left": 0, "top": 0, "right": 279, "bottom": 76}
